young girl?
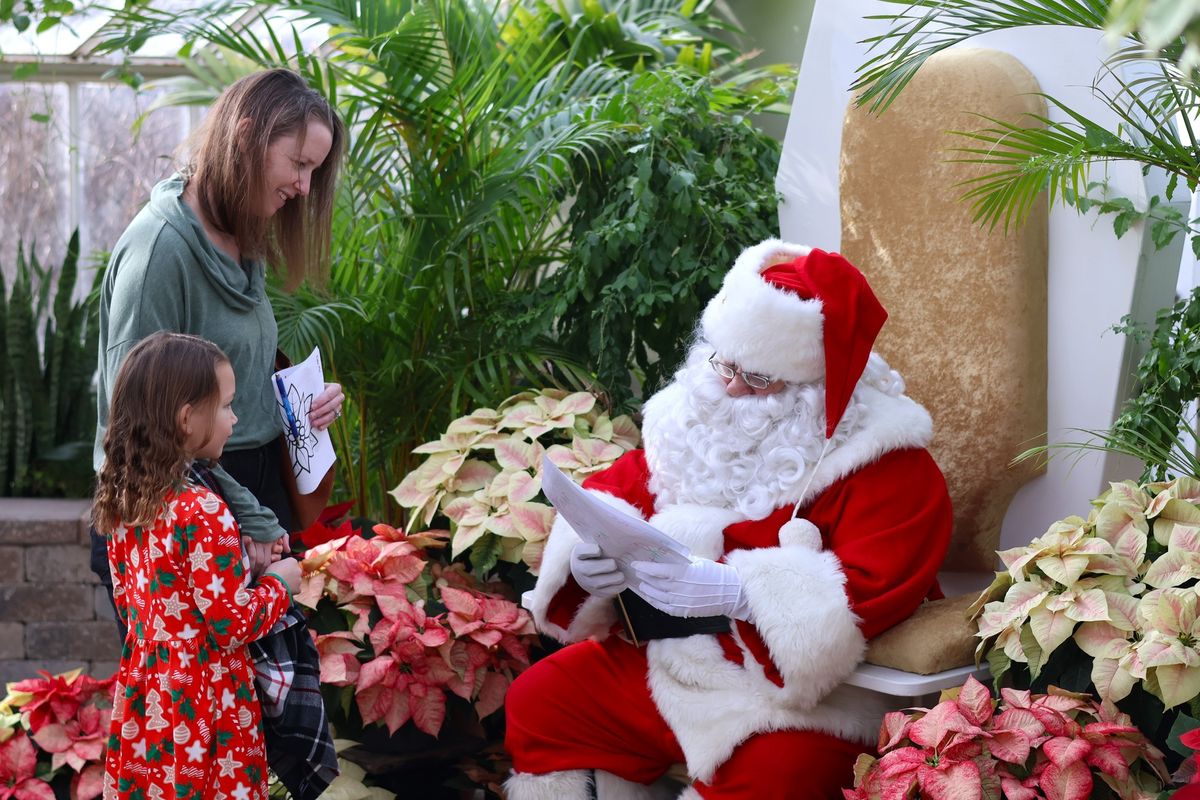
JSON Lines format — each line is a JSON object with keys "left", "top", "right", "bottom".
{"left": 94, "top": 332, "right": 302, "bottom": 800}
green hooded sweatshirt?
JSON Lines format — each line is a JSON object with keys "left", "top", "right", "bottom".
{"left": 94, "top": 174, "right": 285, "bottom": 542}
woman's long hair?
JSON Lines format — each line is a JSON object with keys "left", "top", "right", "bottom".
{"left": 183, "top": 68, "right": 346, "bottom": 288}
{"left": 93, "top": 333, "right": 229, "bottom": 534}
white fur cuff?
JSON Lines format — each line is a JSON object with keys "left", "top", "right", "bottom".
{"left": 725, "top": 545, "right": 866, "bottom": 709}
{"left": 505, "top": 770, "right": 592, "bottom": 800}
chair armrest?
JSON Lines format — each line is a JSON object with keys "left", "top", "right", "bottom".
{"left": 846, "top": 662, "right": 989, "bottom": 701}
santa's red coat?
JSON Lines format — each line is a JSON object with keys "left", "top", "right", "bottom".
{"left": 521, "top": 391, "right": 952, "bottom": 783}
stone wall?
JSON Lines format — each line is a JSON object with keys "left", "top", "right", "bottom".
{"left": 0, "top": 499, "right": 121, "bottom": 686}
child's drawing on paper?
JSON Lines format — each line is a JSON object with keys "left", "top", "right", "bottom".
{"left": 280, "top": 384, "right": 320, "bottom": 478}
{"left": 273, "top": 347, "right": 337, "bottom": 494}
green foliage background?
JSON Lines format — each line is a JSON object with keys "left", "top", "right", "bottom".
{"left": 520, "top": 71, "right": 782, "bottom": 410}
{"left": 0, "top": 232, "right": 100, "bottom": 497}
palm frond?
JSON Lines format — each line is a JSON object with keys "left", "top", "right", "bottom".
{"left": 853, "top": 0, "right": 1112, "bottom": 113}
{"left": 1014, "top": 411, "right": 1200, "bottom": 482}
{"left": 446, "top": 343, "right": 599, "bottom": 416}
{"left": 945, "top": 58, "right": 1200, "bottom": 232}
{"left": 268, "top": 284, "right": 366, "bottom": 359}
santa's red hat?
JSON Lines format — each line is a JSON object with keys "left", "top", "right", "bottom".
{"left": 699, "top": 240, "right": 887, "bottom": 439}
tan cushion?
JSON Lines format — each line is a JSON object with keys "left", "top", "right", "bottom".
{"left": 864, "top": 593, "right": 978, "bottom": 674}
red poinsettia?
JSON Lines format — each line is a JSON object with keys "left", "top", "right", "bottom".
{"left": 291, "top": 500, "right": 357, "bottom": 551}
{"left": 5, "top": 671, "right": 113, "bottom": 733}
{"left": 0, "top": 731, "right": 54, "bottom": 800}
{"left": 1169, "top": 726, "right": 1200, "bottom": 797}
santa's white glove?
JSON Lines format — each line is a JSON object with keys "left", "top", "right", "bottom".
{"left": 631, "top": 557, "right": 751, "bottom": 620}
{"left": 570, "top": 542, "right": 627, "bottom": 598}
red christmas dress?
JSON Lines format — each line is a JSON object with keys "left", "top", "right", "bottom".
{"left": 103, "top": 484, "right": 290, "bottom": 800}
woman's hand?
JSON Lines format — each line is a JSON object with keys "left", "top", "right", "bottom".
{"left": 308, "top": 382, "right": 345, "bottom": 431}
{"left": 243, "top": 536, "right": 279, "bottom": 580}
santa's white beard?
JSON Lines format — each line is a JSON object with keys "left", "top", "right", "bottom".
{"left": 642, "top": 345, "right": 867, "bottom": 520}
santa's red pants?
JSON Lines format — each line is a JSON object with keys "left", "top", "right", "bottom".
{"left": 506, "top": 636, "right": 868, "bottom": 799}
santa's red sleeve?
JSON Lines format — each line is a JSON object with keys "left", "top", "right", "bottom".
{"left": 723, "top": 447, "right": 952, "bottom": 710}
{"left": 523, "top": 451, "right": 655, "bottom": 643}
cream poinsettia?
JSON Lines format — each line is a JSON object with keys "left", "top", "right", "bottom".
{"left": 391, "top": 389, "right": 639, "bottom": 573}
{"left": 1133, "top": 587, "right": 1200, "bottom": 708}
{"left": 973, "top": 477, "right": 1200, "bottom": 711}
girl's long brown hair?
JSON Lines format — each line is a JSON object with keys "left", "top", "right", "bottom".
{"left": 184, "top": 68, "right": 346, "bottom": 288}
{"left": 93, "top": 333, "right": 229, "bottom": 534}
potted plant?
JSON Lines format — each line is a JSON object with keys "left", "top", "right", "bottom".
{"left": 2, "top": 668, "right": 115, "bottom": 800}
{"left": 844, "top": 675, "right": 1168, "bottom": 800}
{"left": 390, "top": 388, "right": 639, "bottom": 578}
{"left": 969, "top": 475, "right": 1200, "bottom": 760}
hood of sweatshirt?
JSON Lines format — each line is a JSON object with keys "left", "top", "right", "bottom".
{"left": 148, "top": 174, "right": 265, "bottom": 311}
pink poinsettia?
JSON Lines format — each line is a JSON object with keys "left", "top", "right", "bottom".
{"left": 0, "top": 731, "right": 54, "bottom": 800}
{"left": 354, "top": 640, "right": 458, "bottom": 737}
{"left": 296, "top": 514, "right": 543, "bottom": 740}
{"left": 436, "top": 587, "right": 536, "bottom": 718}
{"left": 440, "top": 586, "right": 536, "bottom": 650}
{"left": 70, "top": 763, "right": 104, "bottom": 800}
{"left": 29, "top": 702, "right": 111, "bottom": 772}
{"left": 314, "top": 630, "right": 363, "bottom": 686}
{"left": 845, "top": 676, "right": 1167, "bottom": 800}
{"left": 369, "top": 591, "right": 451, "bottom": 654}
{"left": 325, "top": 535, "right": 427, "bottom": 601}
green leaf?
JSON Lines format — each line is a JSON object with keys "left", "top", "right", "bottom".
{"left": 29, "top": 113, "right": 50, "bottom": 124}
{"left": 1167, "top": 711, "right": 1200, "bottom": 758}
{"left": 986, "top": 642, "right": 1011, "bottom": 688}
{"left": 469, "top": 533, "right": 503, "bottom": 576}
{"left": 12, "top": 63, "right": 38, "bottom": 80}
{"left": 1113, "top": 211, "right": 1136, "bottom": 239}
{"left": 1020, "top": 625, "right": 1045, "bottom": 680}
{"left": 12, "top": 12, "right": 29, "bottom": 31}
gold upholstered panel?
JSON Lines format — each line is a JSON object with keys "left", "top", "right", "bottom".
{"left": 840, "top": 47, "right": 1048, "bottom": 574}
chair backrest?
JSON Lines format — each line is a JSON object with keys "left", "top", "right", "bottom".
{"left": 838, "top": 47, "right": 1048, "bottom": 573}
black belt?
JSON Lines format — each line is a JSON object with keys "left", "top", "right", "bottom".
{"left": 615, "top": 590, "right": 730, "bottom": 644}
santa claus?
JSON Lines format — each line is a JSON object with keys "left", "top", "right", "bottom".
{"left": 504, "top": 241, "right": 953, "bottom": 800}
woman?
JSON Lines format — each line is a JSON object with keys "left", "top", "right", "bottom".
{"left": 91, "top": 69, "right": 347, "bottom": 624}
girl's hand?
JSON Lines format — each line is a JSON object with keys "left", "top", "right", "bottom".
{"left": 308, "top": 382, "right": 345, "bottom": 431}
{"left": 265, "top": 557, "right": 302, "bottom": 594}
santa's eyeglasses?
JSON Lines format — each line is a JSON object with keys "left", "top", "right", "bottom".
{"left": 708, "top": 353, "right": 775, "bottom": 390}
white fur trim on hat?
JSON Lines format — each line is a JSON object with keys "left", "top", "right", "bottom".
{"left": 699, "top": 239, "right": 824, "bottom": 384}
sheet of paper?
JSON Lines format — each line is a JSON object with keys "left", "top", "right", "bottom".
{"left": 272, "top": 347, "right": 337, "bottom": 495}
{"left": 541, "top": 457, "right": 690, "bottom": 580}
